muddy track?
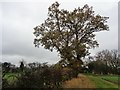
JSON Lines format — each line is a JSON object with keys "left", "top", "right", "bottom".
{"left": 63, "top": 74, "right": 95, "bottom": 88}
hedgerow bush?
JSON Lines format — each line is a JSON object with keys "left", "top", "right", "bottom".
{"left": 15, "top": 66, "right": 63, "bottom": 88}
{"left": 2, "top": 62, "right": 80, "bottom": 88}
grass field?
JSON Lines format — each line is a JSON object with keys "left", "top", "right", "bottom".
{"left": 87, "top": 74, "right": 119, "bottom": 88}
{"left": 3, "top": 73, "right": 19, "bottom": 85}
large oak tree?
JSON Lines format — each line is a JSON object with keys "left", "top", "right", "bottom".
{"left": 33, "top": 2, "right": 109, "bottom": 66}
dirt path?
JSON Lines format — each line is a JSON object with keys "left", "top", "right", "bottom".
{"left": 63, "top": 74, "right": 95, "bottom": 88}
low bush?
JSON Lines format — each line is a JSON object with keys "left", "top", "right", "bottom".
{"left": 14, "top": 67, "right": 63, "bottom": 88}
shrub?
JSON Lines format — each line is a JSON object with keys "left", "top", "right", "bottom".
{"left": 15, "top": 66, "right": 63, "bottom": 88}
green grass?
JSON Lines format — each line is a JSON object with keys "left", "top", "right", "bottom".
{"left": 3, "top": 73, "right": 19, "bottom": 84}
{"left": 4, "top": 73, "right": 18, "bottom": 78}
{"left": 99, "top": 75, "right": 119, "bottom": 84}
{"left": 87, "top": 75, "right": 119, "bottom": 88}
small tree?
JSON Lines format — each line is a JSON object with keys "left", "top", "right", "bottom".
{"left": 33, "top": 2, "right": 109, "bottom": 69}
{"left": 19, "top": 60, "right": 25, "bottom": 72}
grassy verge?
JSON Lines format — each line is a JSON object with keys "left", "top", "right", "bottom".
{"left": 99, "top": 75, "right": 119, "bottom": 84}
{"left": 87, "top": 75, "right": 119, "bottom": 88}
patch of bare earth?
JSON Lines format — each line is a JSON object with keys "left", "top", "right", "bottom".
{"left": 63, "top": 74, "right": 95, "bottom": 88}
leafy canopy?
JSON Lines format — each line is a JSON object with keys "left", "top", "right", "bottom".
{"left": 33, "top": 2, "right": 109, "bottom": 63}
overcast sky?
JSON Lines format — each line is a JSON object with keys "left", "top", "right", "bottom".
{"left": 0, "top": 0, "right": 119, "bottom": 66}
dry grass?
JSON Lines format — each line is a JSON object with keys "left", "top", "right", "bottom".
{"left": 63, "top": 74, "right": 95, "bottom": 88}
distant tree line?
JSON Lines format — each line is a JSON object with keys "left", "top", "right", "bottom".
{"left": 84, "top": 49, "right": 120, "bottom": 75}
